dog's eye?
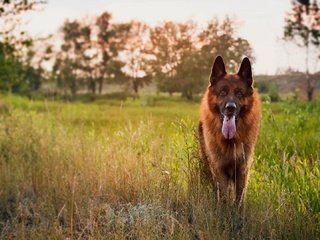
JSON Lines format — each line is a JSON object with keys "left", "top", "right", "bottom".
{"left": 219, "top": 90, "right": 227, "bottom": 97}
{"left": 236, "top": 91, "right": 243, "bottom": 99}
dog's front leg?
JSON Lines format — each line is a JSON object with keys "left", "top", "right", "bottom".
{"left": 213, "top": 171, "right": 230, "bottom": 205}
{"left": 235, "top": 169, "right": 249, "bottom": 211}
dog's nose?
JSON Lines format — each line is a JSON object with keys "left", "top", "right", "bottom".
{"left": 225, "top": 102, "right": 236, "bottom": 114}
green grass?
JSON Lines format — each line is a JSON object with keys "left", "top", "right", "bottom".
{"left": 0, "top": 94, "right": 319, "bottom": 239}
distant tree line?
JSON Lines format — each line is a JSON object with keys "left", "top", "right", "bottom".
{"left": 49, "top": 14, "right": 254, "bottom": 100}
{"left": 1, "top": 3, "right": 254, "bottom": 100}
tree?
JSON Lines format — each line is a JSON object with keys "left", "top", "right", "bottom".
{"left": 198, "top": 17, "right": 254, "bottom": 74}
{"left": 0, "top": 41, "right": 24, "bottom": 92}
{"left": 175, "top": 50, "right": 205, "bottom": 100}
{"left": 0, "top": 0, "right": 45, "bottom": 17}
{"left": 116, "top": 20, "right": 153, "bottom": 95}
{"left": 150, "top": 21, "right": 196, "bottom": 95}
{"left": 150, "top": 18, "right": 254, "bottom": 99}
{"left": 52, "top": 57, "right": 78, "bottom": 98}
{"left": 284, "top": 0, "right": 320, "bottom": 101}
{"left": 95, "top": 12, "right": 117, "bottom": 94}
{"left": 52, "top": 19, "right": 94, "bottom": 98}
{"left": 94, "top": 12, "right": 130, "bottom": 94}
{"left": 0, "top": 0, "right": 46, "bottom": 94}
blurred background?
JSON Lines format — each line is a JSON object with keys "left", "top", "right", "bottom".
{"left": 1, "top": 0, "right": 319, "bottom": 102}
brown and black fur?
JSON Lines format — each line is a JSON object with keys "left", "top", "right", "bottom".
{"left": 199, "top": 56, "right": 261, "bottom": 208}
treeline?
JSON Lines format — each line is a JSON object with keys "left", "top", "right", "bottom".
{"left": 1, "top": 7, "right": 254, "bottom": 100}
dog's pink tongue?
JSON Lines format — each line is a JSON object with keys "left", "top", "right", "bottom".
{"left": 222, "top": 116, "right": 236, "bottom": 139}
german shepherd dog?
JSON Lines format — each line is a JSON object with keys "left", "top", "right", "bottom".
{"left": 198, "top": 56, "right": 261, "bottom": 208}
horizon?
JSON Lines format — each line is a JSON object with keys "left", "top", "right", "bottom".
{"left": 22, "top": 0, "right": 319, "bottom": 75}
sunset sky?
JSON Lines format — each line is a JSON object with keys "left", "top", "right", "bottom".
{"left": 23, "top": 0, "right": 319, "bottom": 75}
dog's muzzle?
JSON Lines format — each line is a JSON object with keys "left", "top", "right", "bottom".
{"left": 224, "top": 102, "right": 237, "bottom": 117}
{"left": 221, "top": 102, "right": 238, "bottom": 140}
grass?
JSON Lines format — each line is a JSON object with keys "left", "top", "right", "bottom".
{"left": 0, "top": 94, "right": 319, "bottom": 239}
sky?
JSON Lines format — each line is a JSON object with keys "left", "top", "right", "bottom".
{"left": 23, "top": 0, "right": 319, "bottom": 75}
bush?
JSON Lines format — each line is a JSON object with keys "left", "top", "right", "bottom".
{"left": 268, "top": 82, "right": 280, "bottom": 102}
{"left": 256, "top": 80, "right": 281, "bottom": 102}
{"left": 255, "top": 80, "right": 269, "bottom": 93}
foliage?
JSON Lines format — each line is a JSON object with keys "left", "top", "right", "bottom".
{"left": 284, "top": 0, "right": 320, "bottom": 47}
{"left": 0, "top": 0, "right": 46, "bottom": 95}
{"left": 52, "top": 56, "right": 78, "bottom": 98}
{"left": 175, "top": 50, "right": 205, "bottom": 100}
{"left": 255, "top": 80, "right": 281, "bottom": 102}
{"left": 52, "top": 19, "right": 96, "bottom": 98}
{"left": 254, "top": 80, "right": 270, "bottom": 93}
{"left": 95, "top": 12, "right": 126, "bottom": 94}
{"left": 116, "top": 20, "right": 153, "bottom": 94}
{"left": 2, "top": 5, "right": 255, "bottom": 100}
{"left": 198, "top": 17, "right": 254, "bottom": 73}
{"left": 150, "top": 17, "right": 254, "bottom": 99}
{"left": 0, "top": 95, "right": 319, "bottom": 238}
{"left": 283, "top": 0, "right": 320, "bottom": 101}
{"left": 0, "top": 39, "right": 43, "bottom": 95}
{"left": 51, "top": 13, "right": 132, "bottom": 98}
{"left": 50, "top": 17, "right": 255, "bottom": 99}
{"left": 268, "top": 82, "right": 281, "bottom": 102}
{"left": 0, "top": 0, "right": 45, "bottom": 17}
{"left": 150, "top": 21, "right": 196, "bottom": 96}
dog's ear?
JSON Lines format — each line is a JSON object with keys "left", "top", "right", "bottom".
{"left": 210, "top": 56, "right": 226, "bottom": 85}
{"left": 238, "top": 57, "right": 253, "bottom": 87}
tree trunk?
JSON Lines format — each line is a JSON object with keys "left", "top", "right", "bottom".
{"left": 182, "top": 89, "right": 193, "bottom": 100}
{"left": 307, "top": 76, "right": 313, "bottom": 101}
{"left": 69, "top": 78, "right": 77, "bottom": 100}
{"left": 89, "top": 79, "right": 96, "bottom": 95}
{"left": 92, "top": 81, "right": 96, "bottom": 95}
{"left": 305, "top": 31, "right": 313, "bottom": 101}
{"left": 132, "top": 79, "right": 139, "bottom": 94}
{"left": 98, "top": 78, "right": 103, "bottom": 95}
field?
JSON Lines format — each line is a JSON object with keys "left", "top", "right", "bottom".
{"left": 0, "top": 94, "right": 319, "bottom": 239}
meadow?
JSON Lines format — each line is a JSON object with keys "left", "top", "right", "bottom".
{"left": 0, "top": 94, "right": 319, "bottom": 239}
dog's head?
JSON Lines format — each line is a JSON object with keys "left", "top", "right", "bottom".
{"left": 207, "top": 56, "right": 254, "bottom": 140}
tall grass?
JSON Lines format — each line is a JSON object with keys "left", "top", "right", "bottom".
{"left": 0, "top": 95, "right": 319, "bottom": 239}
